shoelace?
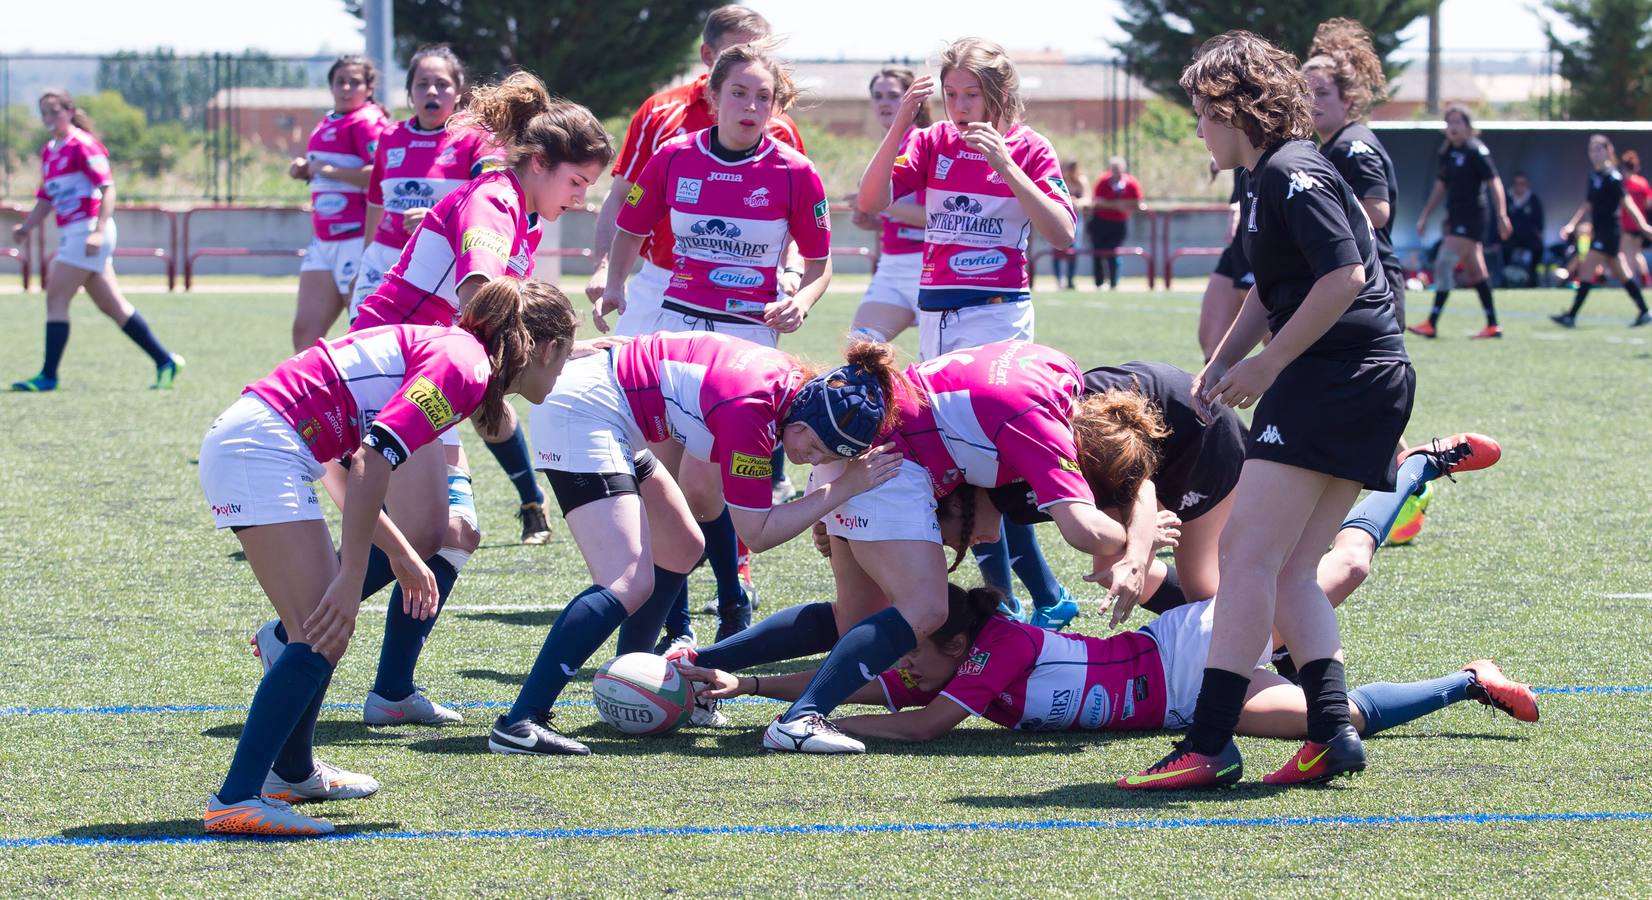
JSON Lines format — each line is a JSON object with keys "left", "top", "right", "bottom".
{"left": 1427, "top": 436, "right": 1469, "bottom": 481}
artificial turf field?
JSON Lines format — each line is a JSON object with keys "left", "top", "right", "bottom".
{"left": 1, "top": 282, "right": 1649, "bottom": 896}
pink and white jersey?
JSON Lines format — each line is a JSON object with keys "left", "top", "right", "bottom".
{"left": 880, "top": 616, "right": 1167, "bottom": 732}
{"left": 358, "top": 168, "right": 540, "bottom": 329}
{"left": 615, "top": 129, "right": 831, "bottom": 325}
{"left": 880, "top": 127, "right": 926, "bottom": 256}
{"left": 35, "top": 127, "right": 112, "bottom": 228}
{"left": 613, "top": 331, "right": 804, "bottom": 511}
{"left": 246, "top": 324, "right": 490, "bottom": 466}
{"left": 367, "top": 120, "right": 496, "bottom": 251}
{"left": 305, "top": 104, "right": 389, "bottom": 241}
{"left": 881, "top": 340, "right": 1091, "bottom": 507}
{"left": 890, "top": 122, "right": 1074, "bottom": 306}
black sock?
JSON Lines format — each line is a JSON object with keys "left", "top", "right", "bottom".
{"left": 1140, "top": 566, "right": 1188, "bottom": 615}
{"left": 1475, "top": 281, "right": 1498, "bottom": 326}
{"left": 696, "top": 602, "right": 840, "bottom": 672}
{"left": 1428, "top": 289, "right": 1449, "bottom": 326}
{"left": 1626, "top": 280, "right": 1648, "bottom": 314}
{"left": 42, "top": 321, "right": 69, "bottom": 380}
{"left": 1298, "top": 657, "right": 1352, "bottom": 743}
{"left": 1567, "top": 282, "right": 1593, "bottom": 317}
{"left": 1271, "top": 646, "right": 1298, "bottom": 681}
{"left": 120, "top": 311, "right": 172, "bottom": 366}
{"left": 1182, "top": 667, "right": 1251, "bottom": 755}
{"left": 484, "top": 422, "right": 544, "bottom": 506}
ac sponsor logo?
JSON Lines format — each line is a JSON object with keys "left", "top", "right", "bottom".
{"left": 403, "top": 375, "right": 458, "bottom": 429}
{"left": 460, "top": 227, "right": 509, "bottom": 260}
{"left": 675, "top": 177, "right": 703, "bottom": 204}
{"left": 709, "top": 266, "right": 764, "bottom": 288}
{"left": 313, "top": 193, "right": 349, "bottom": 216}
{"left": 729, "top": 451, "right": 772, "bottom": 479}
{"left": 947, "top": 249, "right": 1008, "bottom": 275}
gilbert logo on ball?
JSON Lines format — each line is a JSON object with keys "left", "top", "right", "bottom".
{"left": 592, "top": 652, "right": 696, "bottom": 736}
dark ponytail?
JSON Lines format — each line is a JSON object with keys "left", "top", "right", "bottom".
{"left": 929, "top": 582, "right": 1004, "bottom": 649}
{"left": 844, "top": 339, "right": 919, "bottom": 433}
{"left": 454, "top": 71, "right": 614, "bottom": 172}
{"left": 458, "top": 277, "right": 577, "bottom": 433}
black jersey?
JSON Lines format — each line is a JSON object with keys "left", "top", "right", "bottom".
{"left": 1321, "top": 123, "right": 1399, "bottom": 273}
{"left": 1588, "top": 166, "right": 1627, "bottom": 239}
{"left": 1437, "top": 137, "right": 1498, "bottom": 213}
{"left": 1239, "top": 140, "right": 1403, "bottom": 360}
{"left": 1228, "top": 169, "right": 1245, "bottom": 205}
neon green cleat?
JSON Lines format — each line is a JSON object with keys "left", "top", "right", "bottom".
{"left": 1386, "top": 482, "right": 1435, "bottom": 545}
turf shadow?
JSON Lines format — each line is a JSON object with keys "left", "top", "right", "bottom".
{"left": 459, "top": 668, "right": 524, "bottom": 686}
{"left": 200, "top": 720, "right": 410, "bottom": 745}
{"left": 457, "top": 611, "right": 558, "bottom": 628}
{"left": 951, "top": 780, "right": 1304, "bottom": 812}
{"left": 402, "top": 726, "right": 776, "bottom": 759}
{"left": 1366, "top": 731, "right": 1527, "bottom": 743}
{"left": 60, "top": 817, "right": 402, "bottom": 841}
{"left": 864, "top": 729, "right": 1095, "bottom": 759}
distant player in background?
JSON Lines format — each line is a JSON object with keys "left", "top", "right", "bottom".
{"left": 289, "top": 54, "right": 388, "bottom": 350}
{"left": 1197, "top": 160, "right": 1252, "bottom": 360}
{"left": 1551, "top": 134, "right": 1652, "bottom": 328}
{"left": 1305, "top": 18, "right": 1404, "bottom": 325}
{"left": 353, "top": 44, "right": 556, "bottom": 545}
{"left": 1503, "top": 172, "right": 1546, "bottom": 287}
{"left": 1089, "top": 156, "right": 1142, "bottom": 290}
{"left": 1412, "top": 105, "right": 1512, "bottom": 339}
{"left": 1614, "top": 149, "right": 1651, "bottom": 287}
{"left": 857, "top": 38, "right": 1081, "bottom": 626}
{"left": 848, "top": 65, "right": 931, "bottom": 345}
{"left": 1053, "top": 159, "right": 1087, "bottom": 289}
{"left": 10, "top": 90, "right": 182, "bottom": 392}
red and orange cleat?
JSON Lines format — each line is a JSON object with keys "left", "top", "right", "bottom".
{"left": 1399, "top": 432, "right": 1502, "bottom": 478}
{"left": 1462, "top": 659, "right": 1539, "bottom": 723}
{"left": 1406, "top": 321, "right": 1437, "bottom": 339}
{"left": 1262, "top": 724, "right": 1367, "bottom": 786}
{"left": 1118, "top": 740, "right": 1243, "bottom": 790}
{"left": 1470, "top": 324, "right": 1503, "bottom": 339}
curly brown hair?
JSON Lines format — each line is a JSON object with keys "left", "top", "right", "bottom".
{"left": 1180, "top": 31, "right": 1313, "bottom": 149}
{"left": 1071, "top": 389, "right": 1169, "bottom": 515}
{"left": 1304, "top": 18, "right": 1388, "bottom": 122}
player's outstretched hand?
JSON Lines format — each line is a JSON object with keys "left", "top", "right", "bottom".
{"left": 835, "top": 442, "right": 903, "bottom": 497}
{"left": 676, "top": 664, "right": 744, "bottom": 700}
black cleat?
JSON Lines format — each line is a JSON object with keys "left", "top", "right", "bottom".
{"left": 518, "top": 501, "right": 553, "bottom": 545}
{"left": 487, "top": 712, "right": 589, "bottom": 756}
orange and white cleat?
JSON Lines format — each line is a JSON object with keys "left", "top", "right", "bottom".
{"left": 1461, "top": 659, "right": 1539, "bottom": 723}
{"left": 261, "top": 760, "right": 381, "bottom": 803}
{"left": 1399, "top": 432, "right": 1502, "bottom": 478}
{"left": 1261, "top": 724, "right": 1367, "bottom": 786}
{"left": 204, "top": 794, "right": 333, "bottom": 837}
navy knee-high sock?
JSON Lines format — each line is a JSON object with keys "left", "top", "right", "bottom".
{"left": 484, "top": 422, "right": 544, "bottom": 506}
{"left": 784, "top": 607, "right": 916, "bottom": 722}
{"left": 971, "top": 526, "right": 1018, "bottom": 605}
{"left": 615, "top": 568, "right": 689, "bottom": 655}
{"left": 1475, "top": 281, "right": 1498, "bottom": 326}
{"left": 696, "top": 602, "right": 839, "bottom": 672}
{"left": 218, "top": 643, "right": 334, "bottom": 803}
{"left": 662, "top": 579, "right": 693, "bottom": 639}
{"left": 1340, "top": 453, "right": 1441, "bottom": 545}
{"left": 371, "top": 556, "right": 460, "bottom": 702}
{"left": 1350, "top": 672, "right": 1473, "bottom": 736}
{"left": 701, "top": 508, "right": 745, "bottom": 609}
{"left": 1428, "top": 289, "right": 1450, "bottom": 326}
{"left": 1625, "top": 280, "right": 1648, "bottom": 313}
{"left": 271, "top": 668, "right": 334, "bottom": 782}
{"left": 506, "top": 585, "right": 628, "bottom": 724}
{"left": 274, "top": 546, "right": 397, "bottom": 645}
{"left": 42, "top": 321, "right": 69, "bottom": 380}
{"left": 1004, "top": 518, "right": 1064, "bottom": 608}
{"left": 1567, "top": 281, "right": 1594, "bottom": 317}
{"left": 120, "top": 311, "right": 172, "bottom": 366}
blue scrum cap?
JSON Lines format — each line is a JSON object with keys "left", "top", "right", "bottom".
{"left": 786, "top": 364, "right": 887, "bottom": 457}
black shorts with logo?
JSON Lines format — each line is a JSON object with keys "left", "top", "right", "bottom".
{"left": 1445, "top": 205, "right": 1488, "bottom": 242}
{"left": 1244, "top": 354, "right": 1415, "bottom": 491}
{"left": 1213, "top": 237, "right": 1255, "bottom": 287}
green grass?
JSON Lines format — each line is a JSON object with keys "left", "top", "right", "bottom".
{"left": 1, "top": 285, "right": 1649, "bottom": 895}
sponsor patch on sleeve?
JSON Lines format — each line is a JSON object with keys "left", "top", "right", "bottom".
{"left": 1045, "top": 175, "right": 1069, "bottom": 196}
{"left": 1058, "top": 457, "right": 1082, "bottom": 473}
{"left": 403, "top": 375, "right": 458, "bottom": 430}
{"left": 625, "top": 183, "right": 645, "bottom": 207}
{"left": 894, "top": 154, "right": 909, "bottom": 167}
{"left": 814, "top": 199, "right": 830, "bottom": 230}
{"left": 957, "top": 650, "right": 991, "bottom": 677}
{"left": 460, "top": 227, "right": 509, "bottom": 261}
{"left": 729, "top": 451, "right": 773, "bottom": 480}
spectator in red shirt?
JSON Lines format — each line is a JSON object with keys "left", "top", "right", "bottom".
{"left": 1088, "top": 156, "right": 1143, "bottom": 289}
{"left": 1620, "top": 150, "right": 1652, "bottom": 286}
{"left": 584, "top": 5, "right": 807, "bottom": 337}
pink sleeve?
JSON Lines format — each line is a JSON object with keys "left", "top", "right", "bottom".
{"left": 997, "top": 408, "right": 1094, "bottom": 509}
{"left": 354, "top": 111, "right": 386, "bottom": 160}
{"left": 787, "top": 163, "right": 832, "bottom": 260}
{"left": 366, "top": 138, "right": 387, "bottom": 206}
{"left": 879, "top": 669, "right": 940, "bottom": 710}
{"left": 889, "top": 127, "right": 929, "bottom": 200}
{"left": 82, "top": 140, "right": 113, "bottom": 189}
{"left": 449, "top": 189, "right": 516, "bottom": 285}
{"left": 1024, "top": 138, "right": 1076, "bottom": 223}
{"left": 615, "top": 146, "right": 670, "bottom": 237}
{"left": 706, "top": 399, "right": 779, "bottom": 511}
{"left": 371, "top": 340, "right": 489, "bottom": 458}
{"left": 938, "top": 623, "right": 1034, "bottom": 716}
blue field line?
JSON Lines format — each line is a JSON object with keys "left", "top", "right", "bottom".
{"left": 3, "top": 809, "right": 1650, "bottom": 850}
{"left": 1, "top": 687, "right": 1647, "bottom": 718}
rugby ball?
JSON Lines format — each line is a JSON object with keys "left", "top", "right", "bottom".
{"left": 592, "top": 652, "right": 695, "bottom": 736}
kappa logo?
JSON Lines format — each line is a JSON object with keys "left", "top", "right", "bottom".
{"left": 1257, "top": 424, "right": 1285, "bottom": 445}
{"left": 743, "top": 186, "right": 770, "bottom": 207}
{"left": 691, "top": 218, "right": 743, "bottom": 238}
{"left": 1179, "top": 490, "right": 1208, "bottom": 510}
{"left": 942, "top": 195, "right": 984, "bottom": 215}
{"left": 1347, "top": 140, "right": 1374, "bottom": 156}
{"left": 934, "top": 155, "right": 954, "bottom": 180}
{"left": 211, "top": 502, "right": 242, "bottom": 517}
{"left": 1286, "top": 170, "right": 1321, "bottom": 200}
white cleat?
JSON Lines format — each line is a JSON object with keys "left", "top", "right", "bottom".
{"left": 763, "top": 713, "right": 864, "bottom": 754}
{"left": 250, "top": 619, "right": 285, "bottom": 675}
{"left": 363, "top": 688, "right": 464, "bottom": 726}
{"left": 204, "top": 793, "right": 333, "bottom": 836}
{"left": 689, "top": 694, "right": 730, "bottom": 727}
{"left": 261, "top": 760, "right": 381, "bottom": 803}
